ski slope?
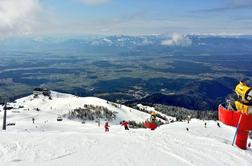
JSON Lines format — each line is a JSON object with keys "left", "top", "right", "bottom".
{"left": 3, "top": 91, "right": 151, "bottom": 126}
{"left": 0, "top": 92, "right": 251, "bottom": 166}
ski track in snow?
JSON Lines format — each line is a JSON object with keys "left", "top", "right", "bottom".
{"left": 0, "top": 92, "right": 251, "bottom": 166}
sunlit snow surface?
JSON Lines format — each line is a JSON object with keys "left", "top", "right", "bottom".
{"left": 0, "top": 92, "right": 251, "bottom": 166}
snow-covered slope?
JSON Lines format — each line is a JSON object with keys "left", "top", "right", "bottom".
{"left": 3, "top": 91, "right": 151, "bottom": 128}
{"left": 0, "top": 92, "right": 252, "bottom": 166}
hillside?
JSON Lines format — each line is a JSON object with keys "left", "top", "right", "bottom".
{"left": 1, "top": 91, "right": 152, "bottom": 126}
{"left": 0, "top": 92, "right": 251, "bottom": 165}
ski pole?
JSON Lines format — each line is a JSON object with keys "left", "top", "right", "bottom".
{"left": 232, "top": 114, "right": 243, "bottom": 146}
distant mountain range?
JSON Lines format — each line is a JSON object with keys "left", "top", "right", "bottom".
{"left": 1, "top": 35, "right": 252, "bottom": 52}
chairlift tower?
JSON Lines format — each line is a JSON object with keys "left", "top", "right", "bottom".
{"left": 2, "top": 103, "right": 7, "bottom": 130}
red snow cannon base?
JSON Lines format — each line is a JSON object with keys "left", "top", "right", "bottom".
{"left": 144, "top": 121, "right": 157, "bottom": 130}
{"left": 218, "top": 104, "right": 252, "bottom": 150}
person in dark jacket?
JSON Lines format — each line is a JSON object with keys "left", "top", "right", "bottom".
{"left": 104, "top": 121, "right": 110, "bottom": 132}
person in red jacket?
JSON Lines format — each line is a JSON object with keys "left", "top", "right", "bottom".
{"left": 121, "top": 120, "right": 129, "bottom": 130}
{"left": 104, "top": 121, "right": 110, "bottom": 132}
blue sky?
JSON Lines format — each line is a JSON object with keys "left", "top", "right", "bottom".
{"left": 1, "top": 0, "right": 252, "bottom": 36}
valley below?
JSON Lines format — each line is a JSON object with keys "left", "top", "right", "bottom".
{"left": 1, "top": 35, "right": 252, "bottom": 111}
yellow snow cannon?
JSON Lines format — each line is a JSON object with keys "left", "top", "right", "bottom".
{"left": 218, "top": 81, "right": 252, "bottom": 150}
{"left": 235, "top": 82, "right": 252, "bottom": 104}
{"left": 144, "top": 112, "right": 158, "bottom": 130}
{"left": 234, "top": 82, "right": 252, "bottom": 114}
{"left": 150, "top": 111, "right": 157, "bottom": 121}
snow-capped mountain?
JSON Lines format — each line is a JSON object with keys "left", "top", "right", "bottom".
{"left": 1, "top": 35, "right": 252, "bottom": 51}
{"left": 0, "top": 91, "right": 251, "bottom": 166}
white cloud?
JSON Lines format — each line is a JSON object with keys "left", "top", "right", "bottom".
{"left": 79, "top": 0, "right": 111, "bottom": 5}
{"left": 0, "top": 0, "right": 41, "bottom": 37}
{"left": 161, "top": 33, "right": 192, "bottom": 47}
{"left": 231, "top": 0, "right": 252, "bottom": 7}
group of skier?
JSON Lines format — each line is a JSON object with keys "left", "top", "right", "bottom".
{"left": 104, "top": 120, "right": 129, "bottom": 132}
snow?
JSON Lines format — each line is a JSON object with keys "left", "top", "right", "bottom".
{"left": 0, "top": 92, "right": 252, "bottom": 166}
{"left": 7, "top": 91, "right": 150, "bottom": 125}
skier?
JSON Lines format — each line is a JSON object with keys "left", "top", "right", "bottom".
{"left": 204, "top": 122, "right": 207, "bottom": 128}
{"left": 104, "top": 121, "right": 110, "bottom": 132}
{"left": 187, "top": 115, "right": 191, "bottom": 124}
{"left": 217, "top": 122, "right": 220, "bottom": 128}
{"left": 121, "top": 121, "right": 129, "bottom": 130}
{"left": 32, "top": 117, "right": 35, "bottom": 124}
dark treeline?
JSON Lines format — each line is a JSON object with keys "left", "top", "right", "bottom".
{"left": 65, "top": 104, "right": 116, "bottom": 121}
{"left": 154, "top": 104, "right": 218, "bottom": 121}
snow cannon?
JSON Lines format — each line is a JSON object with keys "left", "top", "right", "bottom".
{"left": 235, "top": 82, "right": 252, "bottom": 105}
{"left": 218, "top": 81, "right": 252, "bottom": 149}
{"left": 218, "top": 105, "right": 252, "bottom": 149}
{"left": 234, "top": 82, "right": 252, "bottom": 114}
{"left": 144, "top": 112, "right": 158, "bottom": 130}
